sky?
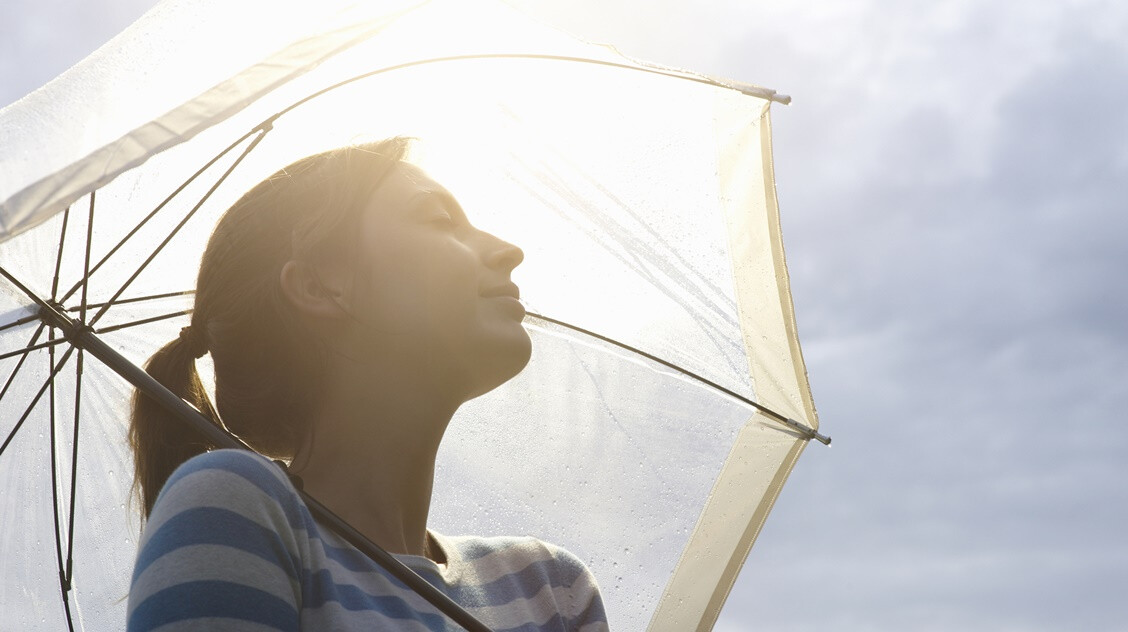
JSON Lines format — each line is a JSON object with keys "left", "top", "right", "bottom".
{"left": 3, "top": 0, "right": 1127, "bottom": 630}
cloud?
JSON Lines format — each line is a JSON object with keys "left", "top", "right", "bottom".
{"left": 714, "top": 1, "right": 1128, "bottom": 630}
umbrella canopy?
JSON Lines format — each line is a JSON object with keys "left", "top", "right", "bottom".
{"left": 0, "top": 0, "right": 823, "bottom": 629}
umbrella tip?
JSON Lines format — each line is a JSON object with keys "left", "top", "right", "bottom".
{"left": 781, "top": 416, "right": 831, "bottom": 446}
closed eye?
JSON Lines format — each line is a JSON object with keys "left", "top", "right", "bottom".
{"left": 417, "top": 191, "right": 464, "bottom": 218}
{"left": 412, "top": 190, "right": 469, "bottom": 230}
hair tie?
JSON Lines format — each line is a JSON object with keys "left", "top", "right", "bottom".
{"left": 178, "top": 325, "right": 207, "bottom": 359}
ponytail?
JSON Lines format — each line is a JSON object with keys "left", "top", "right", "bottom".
{"left": 129, "top": 325, "right": 221, "bottom": 519}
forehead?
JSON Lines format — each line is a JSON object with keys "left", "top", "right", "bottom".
{"left": 369, "top": 162, "right": 450, "bottom": 209}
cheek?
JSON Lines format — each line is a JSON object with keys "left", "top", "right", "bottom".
{"left": 359, "top": 241, "right": 479, "bottom": 335}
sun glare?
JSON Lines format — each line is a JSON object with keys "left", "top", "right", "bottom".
{"left": 208, "top": 0, "right": 749, "bottom": 391}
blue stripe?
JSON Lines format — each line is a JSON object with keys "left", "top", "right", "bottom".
{"left": 490, "top": 591, "right": 608, "bottom": 632}
{"left": 495, "top": 612, "right": 570, "bottom": 632}
{"left": 493, "top": 605, "right": 607, "bottom": 632}
{"left": 127, "top": 580, "right": 298, "bottom": 631}
{"left": 132, "top": 507, "right": 299, "bottom": 583}
{"left": 312, "top": 532, "right": 393, "bottom": 572}
{"left": 304, "top": 528, "right": 438, "bottom": 594}
{"left": 572, "top": 591, "right": 609, "bottom": 626}
{"left": 301, "top": 539, "right": 453, "bottom": 599}
{"left": 302, "top": 568, "right": 447, "bottom": 629}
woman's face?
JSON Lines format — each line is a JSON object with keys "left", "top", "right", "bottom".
{"left": 342, "top": 162, "right": 531, "bottom": 400}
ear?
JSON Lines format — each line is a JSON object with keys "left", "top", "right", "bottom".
{"left": 279, "top": 260, "right": 350, "bottom": 321}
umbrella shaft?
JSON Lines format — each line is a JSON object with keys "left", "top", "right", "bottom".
{"left": 38, "top": 303, "right": 492, "bottom": 632}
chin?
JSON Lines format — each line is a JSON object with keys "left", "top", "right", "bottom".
{"left": 463, "top": 330, "right": 532, "bottom": 400}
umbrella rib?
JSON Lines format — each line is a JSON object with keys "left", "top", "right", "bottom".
{"left": 51, "top": 194, "right": 95, "bottom": 597}
{"left": 56, "top": 195, "right": 95, "bottom": 591}
{"left": 62, "top": 349, "right": 84, "bottom": 592}
{"left": 51, "top": 206, "right": 71, "bottom": 301}
{"left": 89, "top": 131, "right": 268, "bottom": 328}
{"left": 66, "top": 290, "right": 193, "bottom": 313}
{"left": 56, "top": 129, "right": 263, "bottom": 307}
{"left": 526, "top": 311, "right": 832, "bottom": 445}
{"left": 0, "top": 322, "right": 46, "bottom": 401}
{"left": 4, "top": 296, "right": 190, "bottom": 340}
{"left": 265, "top": 53, "right": 786, "bottom": 130}
{"left": 0, "top": 265, "right": 56, "bottom": 312}
{"left": 0, "top": 265, "right": 81, "bottom": 458}
{"left": 0, "top": 345, "right": 75, "bottom": 460}
{"left": 96, "top": 309, "right": 193, "bottom": 335}
{"left": 0, "top": 311, "right": 42, "bottom": 334}
{"left": 0, "top": 264, "right": 55, "bottom": 348}
{"left": 47, "top": 341, "right": 78, "bottom": 632}
{"left": 0, "top": 335, "right": 71, "bottom": 361}
{"left": 79, "top": 192, "right": 95, "bottom": 324}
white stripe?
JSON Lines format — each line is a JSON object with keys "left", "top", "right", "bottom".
{"left": 142, "top": 461, "right": 303, "bottom": 559}
{"left": 301, "top": 600, "right": 439, "bottom": 632}
{"left": 144, "top": 454, "right": 289, "bottom": 531}
{"left": 443, "top": 535, "right": 555, "bottom": 585}
{"left": 128, "top": 545, "right": 300, "bottom": 618}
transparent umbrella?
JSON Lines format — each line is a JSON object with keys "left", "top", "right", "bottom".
{"left": 0, "top": 0, "right": 827, "bottom": 629}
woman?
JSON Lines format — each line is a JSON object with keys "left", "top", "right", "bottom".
{"left": 126, "top": 138, "right": 609, "bottom": 631}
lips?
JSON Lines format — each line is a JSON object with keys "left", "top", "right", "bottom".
{"left": 480, "top": 282, "right": 520, "bottom": 300}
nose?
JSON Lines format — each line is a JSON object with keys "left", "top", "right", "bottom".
{"left": 482, "top": 232, "right": 524, "bottom": 271}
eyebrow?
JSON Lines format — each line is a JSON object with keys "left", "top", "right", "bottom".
{"left": 410, "top": 189, "right": 465, "bottom": 218}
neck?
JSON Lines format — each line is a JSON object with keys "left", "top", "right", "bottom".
{"left": 291, "top": 357, "right": 459, "bottom": 559}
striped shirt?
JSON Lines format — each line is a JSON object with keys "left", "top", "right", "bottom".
{"left": 128, "top": 449, "right": 609, "bottom": 631}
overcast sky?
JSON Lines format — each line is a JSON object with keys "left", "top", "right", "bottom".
{"left": 4, "top": 1, "right": 1127, "bottom": 630}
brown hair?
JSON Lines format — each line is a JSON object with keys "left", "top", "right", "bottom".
{"left": 129, "top": 137, "right": 411, "bottom": 518}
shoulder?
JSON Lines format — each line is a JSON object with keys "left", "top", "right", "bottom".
{"left": 129, "top": 451, "right": 310, "bottom": 630}
{"left": 147, "top": 449, "right": 302, "bottom": 524}
{"left": 445, "top": 534, "right": 608, "bottom": 628}
{"left": 159, "top": 448, "right": 295, "bottom": 502}
{"left": 135, "top": 450, "right": 311, "bottom": 581}
{"left": 448, "top": 534, "right": 596, "bottom": 584}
